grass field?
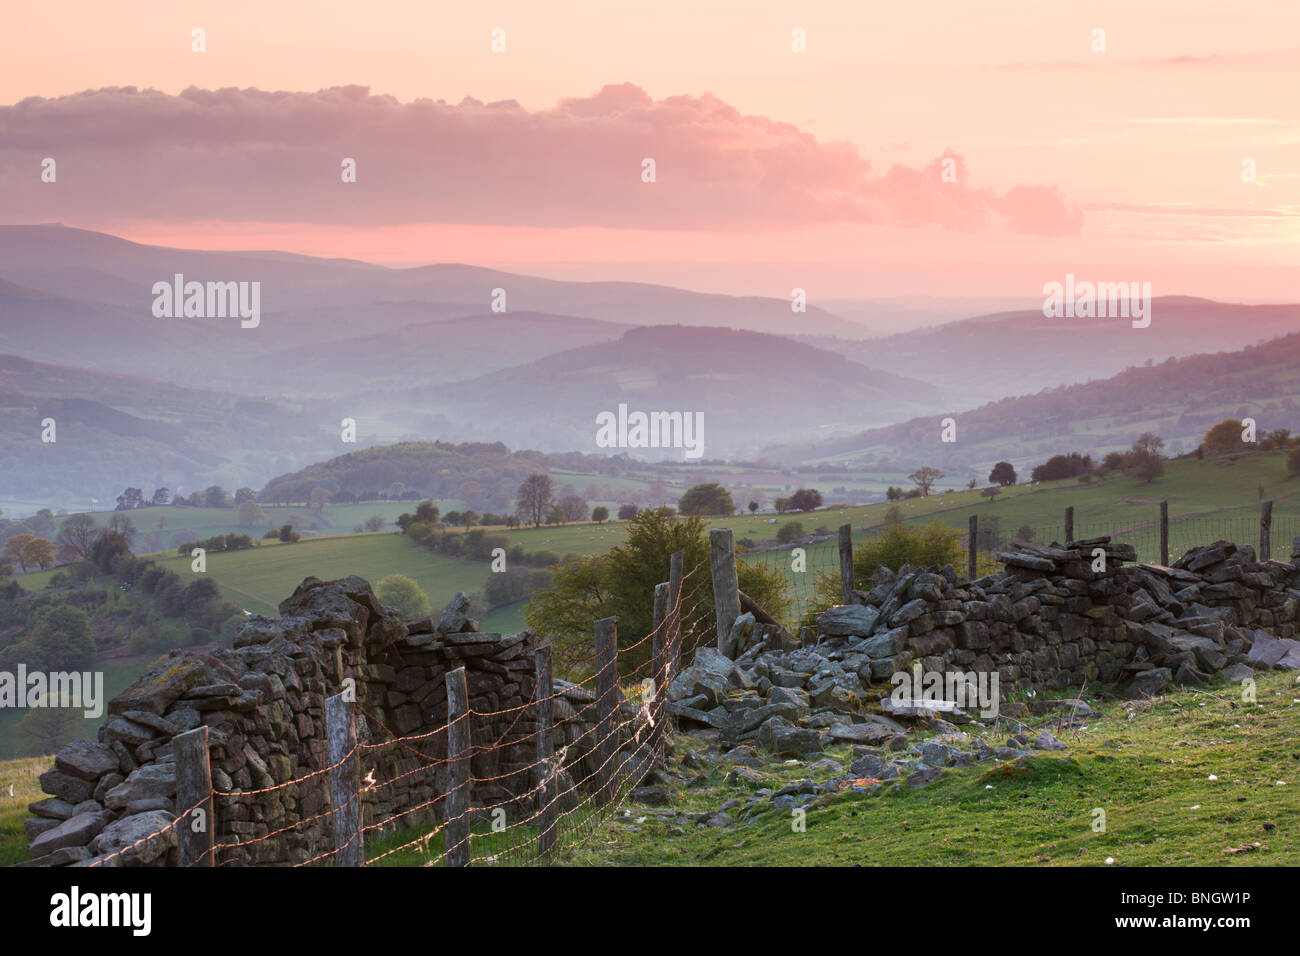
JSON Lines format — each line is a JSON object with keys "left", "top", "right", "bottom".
{"left": 572, "top": 671, "right": 1300, "bottom": 867}
{"left": 7, "top": 672, "right": 1290, "bottom": 867}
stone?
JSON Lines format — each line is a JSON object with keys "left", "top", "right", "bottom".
{"left": 436, "top": 592, "right": 479, "bottom": 633}
{"left": 92, "top": 810, "right": 177, "bottom": 865}
{"left": 816, "top": 604, "right": 880, "bottom": 637}
{"left": 54, "top": 740, "right": 120, "bottom": 782}
{"left": 1034, "top": 732, "right": 1067, "bottom": 751}
{"left": 630, "top": 785, "right": 671, "bottom": 806}
{"left": 104, "top": 763, "right": 177, "bottom": 811}
{"left": 38, "top": 769, "right": 92, "bottom": 805}
{"left": 1123, "top": 667, "right": 1172, "bottom": 699}
{"left": 28, "top": 810, "right": 110, "bottom": 857}
{"left": 906, "top": 766, "right": 943, "bottom": 788}
{"left": 28, "top": 797, "right": 76, "bottom": 821}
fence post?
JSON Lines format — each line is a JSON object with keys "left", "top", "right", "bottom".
{"left": 1064, "top": 506, "right": 1074, "bottom": 543}
{"left": 174, "top": 726, "right": 213, "bottom": 867}
{"left": 709, "top": 529, "right": 740, "bottom": 655}
{"left": 967, "top": 515, "right": 978, "bottom": 581}
{"left": 593, "top": 616, "right": 619, "bottom": 806}
{"left": 445, "top": 667, "right": 470, "bottom": 867}
{"left": 1159, "top": 500, "right": 1169, "bottom": 566}
{"left": 667, "top": 550, "right": 683, "bottom": 684}
{"left": 1260, "top": 500, "right": 1273, "bottom": 561}
{"left": 837, "top": 524, "right": 854, "bottom": 603}
{"left": 651, "top": 582, "right": 669, "bottom": 764}
{"left": 533, "top": 647, "right": 556, "bottom": 858}
{"left": 325, "top": 692, "right": 362, "bottom": 866}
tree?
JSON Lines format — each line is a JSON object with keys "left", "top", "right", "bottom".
{"left": 233, "top": 500, "right": 264, "bottom": 527}
{"left": 1202, "top": 420, "right": 1244, "bottom": 456}
{"left": 989, "top": 461, "right": 1017, "bottom": 487}
{"left": 115, "top": 487, "right": 144, "bottom": 510}
{"left": 1126, "top": 433, "right": 1166, "bottom": 484}
{"left": 776, "top": 521, "right": 804, "bottom": 544}
{"left": 980, "top": 486, "right": 1002, "bottom": 502}
{"left": 788, "top": 488, "right": 823, "bottom": 512}
{"left": 462, "top": 510, "right": 479, "bottom": 531}
{"left": 885, "top": 486, "right": 903, "bottom": 502}
{"left": 774, "top": 497, "right": 790, "bottom": 513}
{"left": 525, "top": 508, "right": 789, "bottom": 676}
{"left": 375, "top": 574, "right": 431, "bottom": 620}
{"left": 558, "top": 495, "right": 588, "bottom": 522}
{"left": 234, "top": 487, "right": 257, "bottom": 505}
{"left": 883, "top": 505, "right": 904, "bottom": 526}
{"left": 1030, "top": 453, "right": 1093, "bottom": 482}
{"left": 151, "top": 487, "right": 170, "bottom": 506}
{"left": 55, "top": 513, "right": 99, "bottom": 562}
{"left": 678, "top": 482, "right": 735, "bottom": 516}
{"left": 4, "top": 533, "right": 37, "bottom": 571}
{"left": 1287, "top": 447, "right": 1300, "bottom": 477}
{"left": 908, "top": 467, "right": 944, "bottom": 496}
{"left": 278, "top": 524, "right": 300, "bottom": 543}
{"left": 106, "top": 512, "right": 137, "bottom": 547}
{"left": 748, "top": 501, "right": 759, "bottom": 514}
{"left": 204, "top": 485, "right": 229, "bottom": 509}
{"left": 31, "top": 605, "right": 95, "bottom": 669}
{"left": 16, "top": 695, "right": 86, "bottom": 758}
{"left": 516, "top": 473, "right": 553, "bottom": 528}
{"left": 309, "top": 487, "right": 333, "bottom": 513}
{"left": 546, "top": 504, "right": 566, "bottom": 525}
{"left": 967, "top": 478, "right": 977, "bottom": 490}
{"left": 21, "top": 537, "right": 55, "bottom": 570}
{"left": 617, "top": 504, "right": 638, "bottom": 521}
{"left": 364, "top": 515, "right": 385, "bottom": 532}
{"left": 591, "top": 505, "right": 609, "bottom": 524}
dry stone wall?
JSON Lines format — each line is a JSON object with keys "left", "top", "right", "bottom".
{"left": 23, "top": 576, "right": 613, "bottom": 867}
{"left": 666, "top": 536, "right": 1300, "bottom": 754}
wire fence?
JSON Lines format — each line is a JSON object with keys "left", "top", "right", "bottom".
{"left": 86, "top": 562, "right": 713, "bottom": 868}
{"left": 745, "top": 503, "right": 1300, "bottom": 627}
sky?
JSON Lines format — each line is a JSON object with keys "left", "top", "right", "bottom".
{"left": 1, "top": 0, "right": 1297, "bottom": 300}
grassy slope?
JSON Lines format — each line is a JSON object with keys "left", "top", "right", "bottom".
{"left": 573, "top": 672, "right": 1300, "bottom": 867}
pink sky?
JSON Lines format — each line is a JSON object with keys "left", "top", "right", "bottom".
{"left": 1, "top": 0, "right": 1297, "bottom": 299}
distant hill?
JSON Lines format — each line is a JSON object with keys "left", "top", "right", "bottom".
{"left": 764, "top": 331, "right": 1300, "bottom": 472}
{"left": 0, "top": 354, "right": 335, "bottom": 506}
{"left": 0, "top": 224, "right": 869, "bottom": 393}
{"left": 265, "top": 311, "right": 630, "bottom": 395}
{"left": 385, "top": 325, "right": 944, "bottom": 458}
{"left": 798, "top": 296, "right": 1300, "bottom": 407}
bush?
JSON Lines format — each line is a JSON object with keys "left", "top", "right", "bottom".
{"left": 1287, "top": 447, "right": 1300, "bottom": 476}
{"left": 776, "top": 521, "right": 804, "bottom": 544}
{"left": 375, "top": 574, "right": 432, "bottom": 620}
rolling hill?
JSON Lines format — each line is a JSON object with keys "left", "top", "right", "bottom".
{"left": 765, "top": 330, "right": 1300, "bottom": 472}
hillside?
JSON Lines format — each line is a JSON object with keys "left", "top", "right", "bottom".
{"left": 0, "top": 354, "right": 332, "bottom": 507}
{"left": 392, "top": 325, "right": 945, "bottom": 457}
{"left": 799, "top": 296, "right": 1300, "bottom": 407}
{"left": 766, "top": 331, "right": 1300, "bottom": 471}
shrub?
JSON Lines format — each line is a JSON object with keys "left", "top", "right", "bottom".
{"left": 375, "top": 574, "right": 432, "bottom": 620}
{"left": 776, "top": 521, "right": 804, "bottom": 544}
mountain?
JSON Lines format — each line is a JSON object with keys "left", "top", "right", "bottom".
{"left": 0, "top": 225, "right": 869, "bottom": 392}
{"left": 264, "top": 311, "right": 630, "bottom": 395}
{"left": 0, "top": 355, "right": 337, "bottom": 507}
{"left": 763, "top": 331, "right": 1300, "bottom": 473}
{"left": 797, "top": 297, "right": 1300, "bottom": 407}
{"left": 374, "top": 325, "right": 944, "bottom": 458}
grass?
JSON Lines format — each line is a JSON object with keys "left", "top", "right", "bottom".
{"left": 573, "top": 672, "right": 1300, "bottom": 866}
{"left": 0, "top": 756, "right": 52, "bottom": 866}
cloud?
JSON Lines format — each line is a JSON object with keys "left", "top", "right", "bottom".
{"left": 0, "top": 84, "right": 1082, "bottom": 235}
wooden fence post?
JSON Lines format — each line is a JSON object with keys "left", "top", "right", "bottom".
{"left": 1159, "top": 500, "right": 1169, "bottom": 566}
{"left": 1260, "top": 500, "right": 1273, "bottom": 561}
{"left": 709, "top": 529, "right": 740, "bottom": 655}
{"left": 967, "top": 515, "right": 978, "bottom": 581}
{"left": 593, "top": 617, "right": 619, "bottom": 805}
{"left": 533, "top": 647, "right": 556, "bottom": 858}
{"left": 174, "top": 726, "right": 213, "bottom": 867}
{"left": 667, "top": 551, "right": 683, "bottom": 684}
{"left": 651, "top": 582, "right": 669, "bottom": 763}
{"left": 1064, "top": 506, "right": 1074, "bottom": 543}
{"left": 325, "top": 692, "right": 362, "bottom": 866}
{"left": 445, "top": 667, "right": 470, "bottom": 867}
{"left": 837, "top": 524, "right": 854, "bottom": 603}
